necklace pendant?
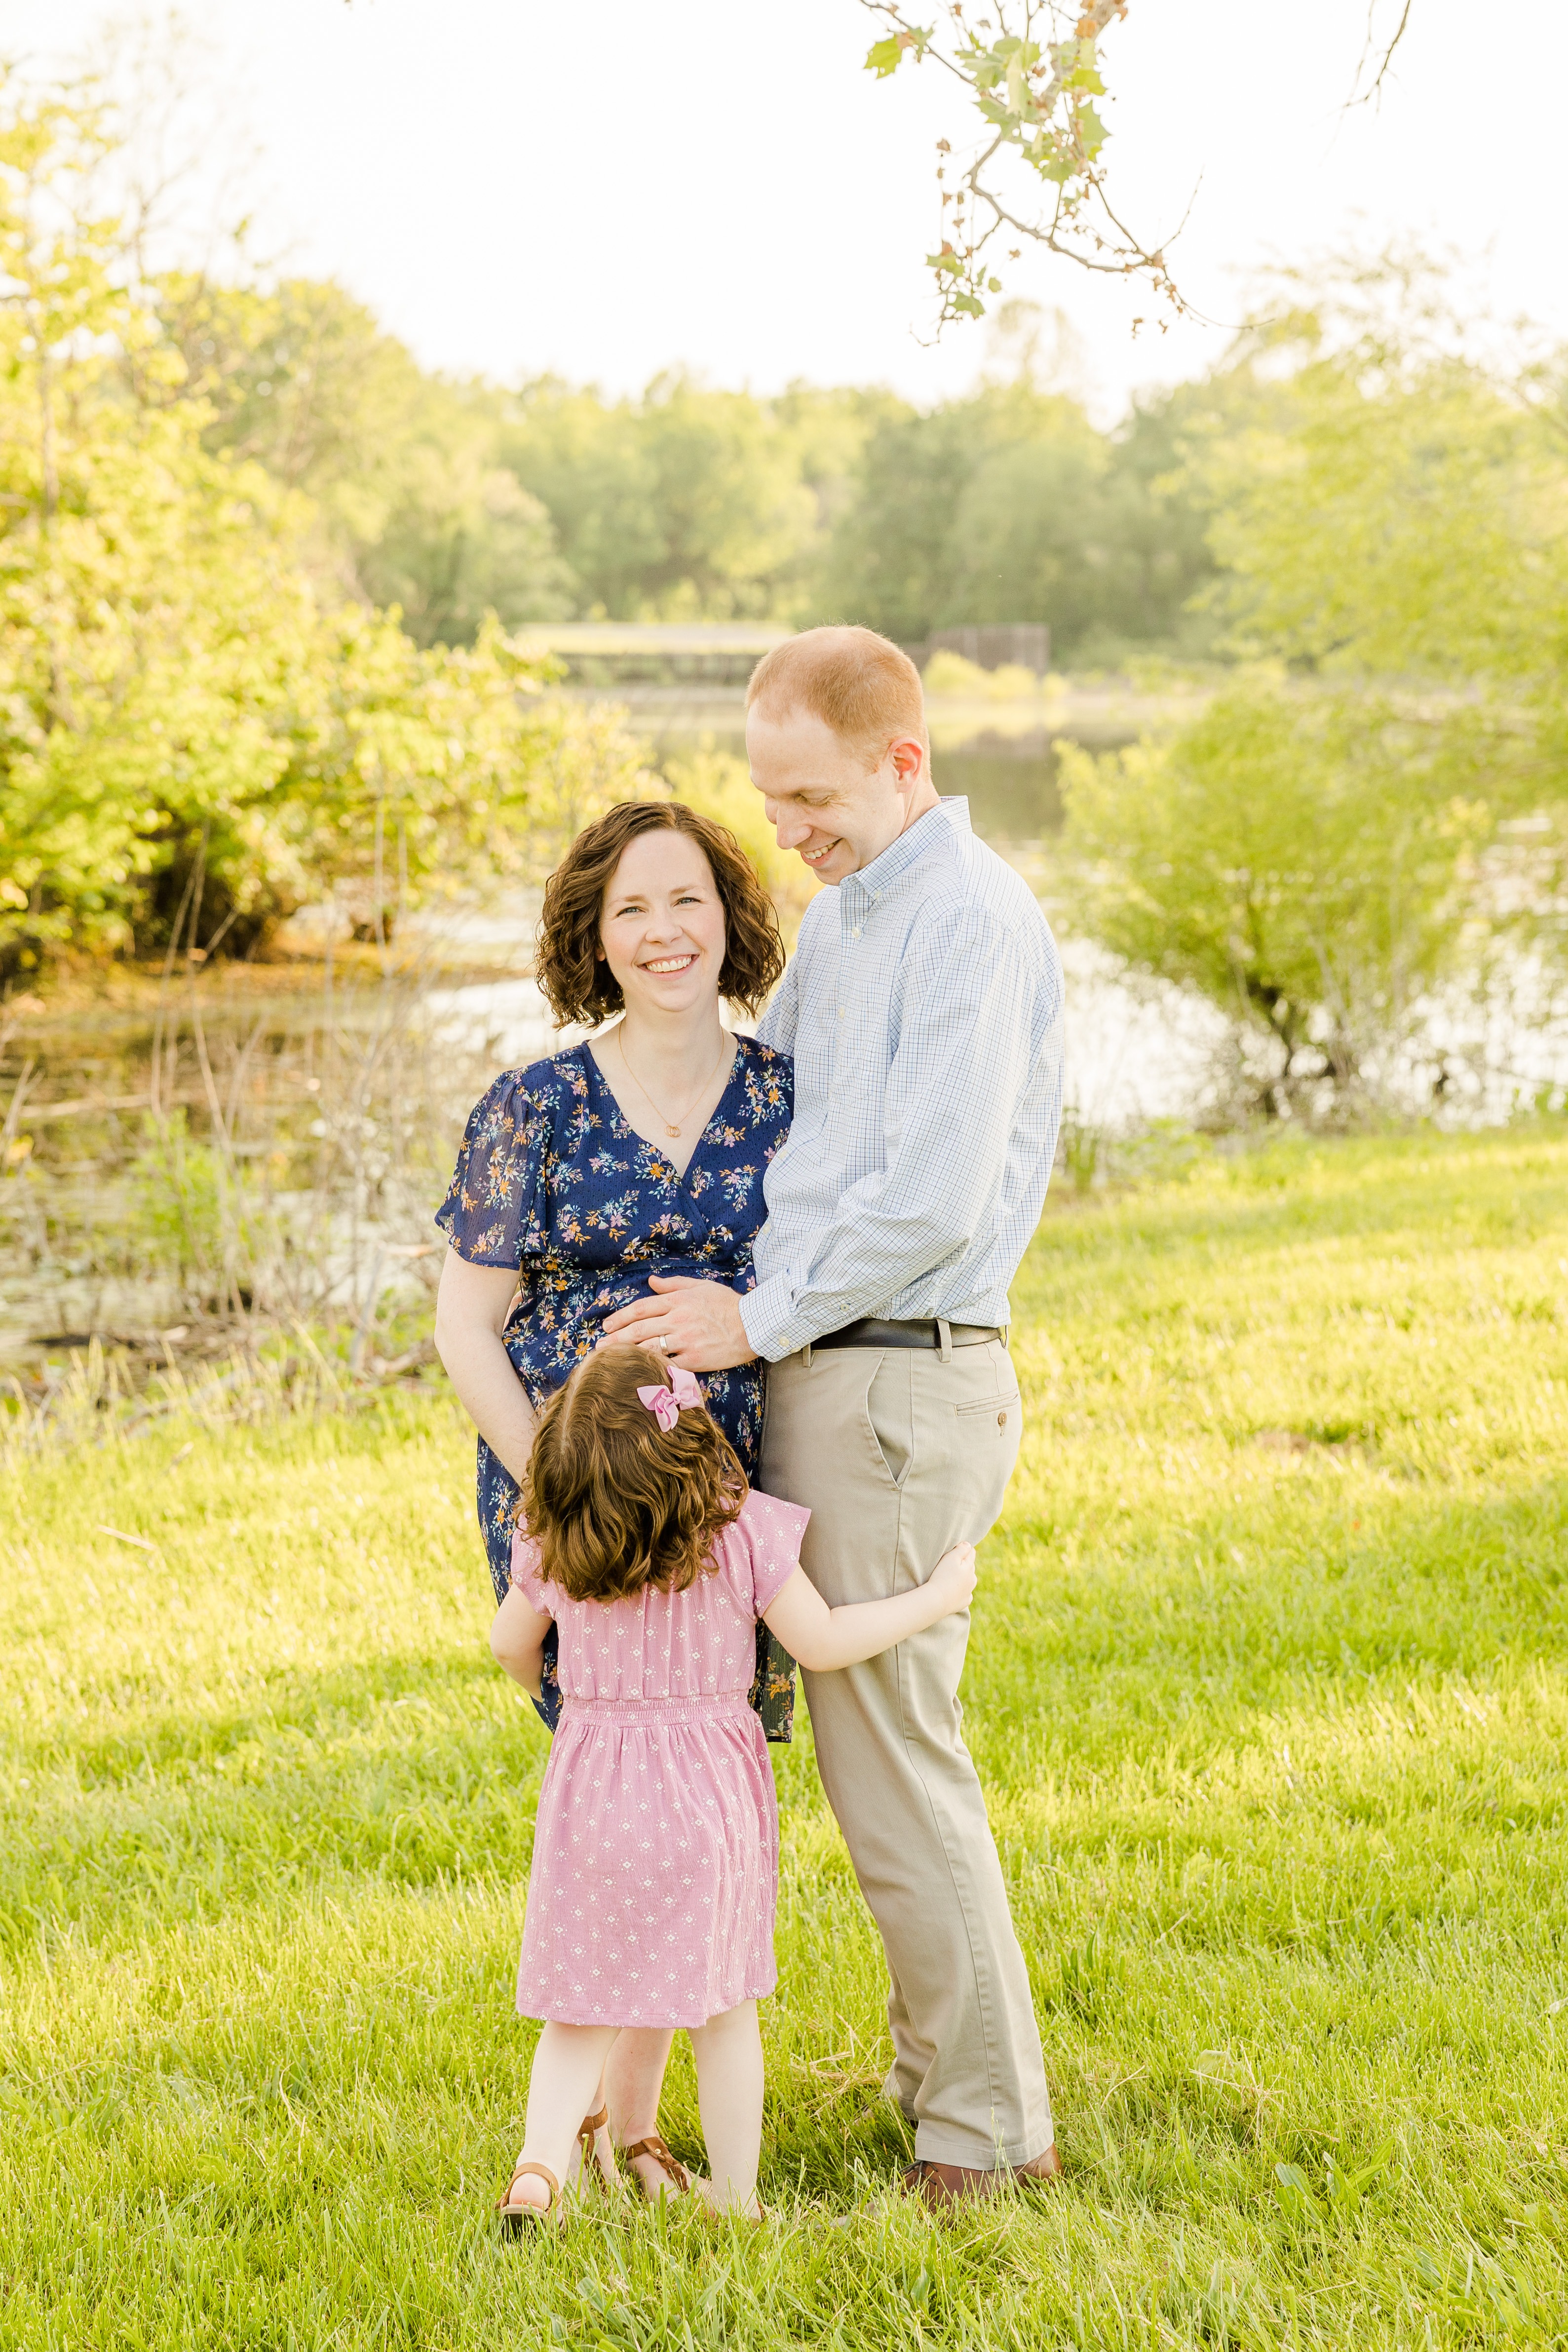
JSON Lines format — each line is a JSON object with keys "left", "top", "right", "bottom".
{"left": 665, "top": 1123, "right": 681, "bottom": 1137}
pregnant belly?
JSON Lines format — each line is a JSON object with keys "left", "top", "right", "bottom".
{"left": 509, "top": 1258, "right": 748, "bottom": 1349}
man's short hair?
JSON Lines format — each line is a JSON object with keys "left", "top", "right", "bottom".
{"left": 746, "top": 625, "right": 928, "bottom": 769}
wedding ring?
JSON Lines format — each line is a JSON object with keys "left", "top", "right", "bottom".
{"left": 655, "top": 1333, "right": 670, "bottom": 1350}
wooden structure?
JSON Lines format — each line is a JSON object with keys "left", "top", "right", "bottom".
{"left": 510, "top": 620, "right": 1052, "bottom": 685}
{"left": 509, "top": 623, "right": 789, "bottom": 687}
{"left": 924, "top": 624, "right": 1052, "bottom": 675}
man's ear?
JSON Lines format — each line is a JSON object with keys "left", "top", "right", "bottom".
{"left": 889, "top": 735, "right": 926, "bottom": 791}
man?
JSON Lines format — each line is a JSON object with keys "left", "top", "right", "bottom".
{"left": 603, "top": 625, "right": 1064, "bottom": 2203}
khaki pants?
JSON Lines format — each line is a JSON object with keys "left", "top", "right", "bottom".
{"left": 761, "top": 1338, "right": 1054, "bottom": 2169}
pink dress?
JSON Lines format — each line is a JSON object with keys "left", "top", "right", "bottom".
{"left": 509, "top": 1489, "right": 809, "bottom": 2029}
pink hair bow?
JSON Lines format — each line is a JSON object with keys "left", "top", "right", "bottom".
{"left": 636, "top": 1364, "right": 704, "bottom": 1429}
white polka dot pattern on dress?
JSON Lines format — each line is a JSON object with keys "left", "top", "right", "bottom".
{"left": 510, "top": 1489, "right": 808, "bottom": 2028}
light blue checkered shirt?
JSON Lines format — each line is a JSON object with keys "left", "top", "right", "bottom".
{"left": 740, "top": 797, "right": 1064, "bottom": 1362}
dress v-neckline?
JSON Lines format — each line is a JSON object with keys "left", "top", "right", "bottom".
{"left": 582, "top": 1039, "right": 742, "bottom": 1189}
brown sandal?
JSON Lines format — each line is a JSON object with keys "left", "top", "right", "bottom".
{"left": 622, "top": 2131, "right": 691, "bottom": 2199}
{"left": 496, "top": 2159, "right": 560, "bottom": 2232}
{"left": 577, "top": 2104, "right": 618, "bottom": 2192}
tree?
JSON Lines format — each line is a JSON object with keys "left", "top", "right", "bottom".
{"left": 501, "top": 374, "right": 820, "bottom": 622}
{"left": 157, "top": 275, "right": 576, "bottom": 641}
{"left": 1191, "top": 274, "right": 1568, "bottom": 901}
{"left": 0, "top": 76, "right": 288, "bottom": 958}
{"left": 1060, "top": 689, "right": 1495, "bottom": 1115}
{"left": 816, "top": 368, "right": 1216, "bottom": 659}
{"left": 1060, "top": 265, "right": 1568, "bottom": 1114}
{"left": 1201, "top": 331, "right": 1568, "bottom": 693}
{"left": 1095, "top": 385, "right": 1223, "bottom": 652}
{"left": 858, "top": 1, "right": 1421, "bottom": 331}
{"left": 0, "top": 72, "right": 617, "bottom": 966}
{"left": 860, "top": 1, "right": 1168, "bottom": 331}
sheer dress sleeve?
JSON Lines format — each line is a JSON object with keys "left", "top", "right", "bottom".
{"left": 435, "top": 1072, "right": 548, "bottom": 1268}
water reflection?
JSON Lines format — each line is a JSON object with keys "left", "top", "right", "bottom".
{"left": 641, "top": 704, "right": 1075, "bottom": 851}
{"left": 932, "top": 731, "right": 1062, "bottom": 842}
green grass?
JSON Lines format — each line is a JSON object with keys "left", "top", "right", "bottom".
{"left": 5, "top": 1125, "right": 1568, "bottom": 2348}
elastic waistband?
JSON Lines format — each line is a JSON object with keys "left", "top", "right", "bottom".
{"left": 558, "top": 1691, "right": 752, "bottom": 1728}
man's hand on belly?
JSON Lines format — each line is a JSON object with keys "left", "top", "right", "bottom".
{"left": 598, "top": 1275, "right": 757, "bottom": 1371}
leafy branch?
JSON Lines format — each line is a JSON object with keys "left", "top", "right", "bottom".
{"left": 860, "top": 0, "right": 1187, "bottom": 333}
{"left": 1346, "top": 0, "right": 1416, "bottom": 110}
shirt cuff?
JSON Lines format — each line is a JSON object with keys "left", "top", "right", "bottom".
{"left": 738, "top": 1273, "right": 802, "bottom": 1363}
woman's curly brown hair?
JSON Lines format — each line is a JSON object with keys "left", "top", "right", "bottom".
{"left": 518, "top": 1347, "right": 748, "bottom": 1603}
{"left": 535, "top": 801, "right": 785, "bottom": 1029}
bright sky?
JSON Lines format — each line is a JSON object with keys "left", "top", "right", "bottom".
{"left": 10, "top": 1, "right": 1568, "bottom": 419}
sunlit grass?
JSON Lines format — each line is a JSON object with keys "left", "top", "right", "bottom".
{"left": 4, "top": 1124, "right": 1568, "bottom": 2346}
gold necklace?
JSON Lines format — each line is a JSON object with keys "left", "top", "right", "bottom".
{"left": 616, "top": 1031, "right": 732, "bottom": 1139}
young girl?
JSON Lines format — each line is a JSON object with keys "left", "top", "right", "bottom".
{"left": 488, "top": 1344, "right": 978, "bottom": 2224}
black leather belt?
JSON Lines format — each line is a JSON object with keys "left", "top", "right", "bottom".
{"left": 809, "top": 1317, "right": 1005, "bottom": 1353}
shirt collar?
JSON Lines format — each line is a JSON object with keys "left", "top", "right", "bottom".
{"left": 841, "top": 796, "right": 969, "bottom": 907}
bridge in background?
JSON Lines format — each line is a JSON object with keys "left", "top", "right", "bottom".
{"left": 510, "top": 621, "right": 1050, "bottom": 687}
{"left": 510, "top": 623, "right": 787, "bottom": 686}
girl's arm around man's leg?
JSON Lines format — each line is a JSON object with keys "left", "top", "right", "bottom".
{"left": 761, "top": 1543, "right": 976, "bottom": 1674}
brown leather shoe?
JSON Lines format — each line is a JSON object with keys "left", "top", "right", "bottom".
{"left": 902, "top": 2146, "right": 1061, "bottom": 2207}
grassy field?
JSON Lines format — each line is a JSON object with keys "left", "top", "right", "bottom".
{"left": 4, "top": 1126, "right": 1568, "bottom": 2349}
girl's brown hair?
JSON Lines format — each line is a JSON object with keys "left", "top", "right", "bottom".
{"left": 535, "top": 801, "right": 785, "bottom": 1029}
{"left": 519, "top": 1347, "right": 747, "bottom": 1603}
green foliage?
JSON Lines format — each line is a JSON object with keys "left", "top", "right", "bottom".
{"left": 1055, "top": 271, "right": 1568, "bottom": 1102}
{"left": 861, "top": 2, "right": 1176, "bottom": 332}
{"left": 1184, "top": 286, "right": 1568, "bottom": 836}
{"left": 819, "top": 374, "right": 1218, "bottom": 656}
{"left": 0, "top": 75, "right": 620, "bottom": 966}
{"left": 500, "top": 373, "right": 830, "bottom": 623}
{"left": 1200, "top": 314, "right": 1568, "bottom": 937}
{"left": 0, "top": 83, "right": 293, "bottom": 957}
{"left": 162, "top": 275, "right": 576, "bottom": 643}
{"left": 1199, "top": 323, "right": 1568, "bottom": 688}
{"left": 0, "top": 61, "right": 1212, "bottom": 701}
{"left": 176, "top": 301, "right": 1211, "bottom": 660}
{"left": 1060, "top": 687, "right": 1498, "bottom": 1110}
{"left": 122, "top": 1111, "right": 276, "bottom": 1313}
{"left": 6, "top": 1128, "right": 1568, "bottom": 2341}
{"left": 864, "top": 27, "right": 930, "bottom": 77}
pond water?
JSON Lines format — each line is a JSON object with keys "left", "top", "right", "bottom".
{"left": 619, "top": 694, "right": 1239, "bottom": 1131}
{"left": 629, "top": 675, "right": 1224, "bottom": 854}
{"left": 7, "top": 692, "right": 1567, "bottom": 1365}
{"left": 424, "top": 933, "right": 1231, "bottom": 1134}
{"left": 642, "top": 708, "right": 1067, "bottom": 848}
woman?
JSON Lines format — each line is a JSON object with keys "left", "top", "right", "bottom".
{"left": 433, "top": 799, "right": 794, "bottom": 2201}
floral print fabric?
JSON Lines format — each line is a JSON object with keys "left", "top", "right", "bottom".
{"left": 435, "top": 1036, "right": 797, "bottom": 1737}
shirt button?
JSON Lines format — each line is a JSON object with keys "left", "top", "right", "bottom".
{"left": 838, "top": 1007, "right": 846, "bottom": 1018}
{"left": 852, "top": 927, "right": 861, "bottom": 938}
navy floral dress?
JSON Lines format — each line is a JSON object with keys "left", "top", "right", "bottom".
{"left": 435, "top": 1036, "right": 797, "bottom": 1738}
